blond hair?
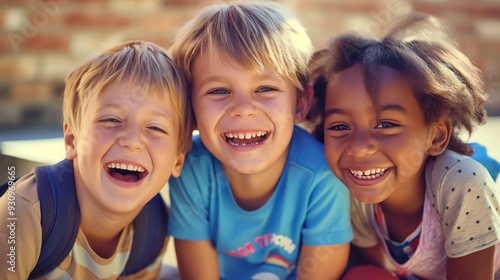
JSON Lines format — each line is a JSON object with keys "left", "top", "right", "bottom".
{"left": 309, "top": 13, "right": 489, "bottom": 155}
{"left": 169, "top": 0, "right": 313, "bottom": 97}
{"left": 62, "top": 40, "right": 192, "bottom": 153}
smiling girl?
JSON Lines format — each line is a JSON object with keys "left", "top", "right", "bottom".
{"left": 308, "top": 13, "right": 500, "bottom": 280}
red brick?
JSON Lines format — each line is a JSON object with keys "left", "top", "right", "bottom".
{"left": 0, "top": 56, "right": 37, "bottom": 82}
{"left": 138, "top": 11, "right": 192, "bottom": 31}
{"left": 161, "top": 0, "right": 204, "bottom": 7}
{"left": 413, "top": 2, "right": 460, "bottom": 16}
{"left": 414, "top": 2, "right": 500, "bottom": 19}
{"left": 128, "top": 35, "right": 175, "bottom": 50}
{"left": 0, "top": 0, "right": 30, "bottom": 6}
{"left": 9, "top": 83, "right": 53, "bottom": 103}
{"left": 311, "top": 2, "right": 382, "bottom": 13}
{"left": 470, "top": 7, "right": 500, "bottom": 19}
{"left": 65, "top": 12, "right": 131, "bottom": 28}
{"left": 22, "top": 35, "right": 69, "bottom": 52}
{"left": 0, "top": 10, "right": 5, "bottom": 27}
{"left": 0, "top": 36, "right": 11, "bottom": 54}
{"left": 65, "top": 0, "right": 108, "bottom": 3}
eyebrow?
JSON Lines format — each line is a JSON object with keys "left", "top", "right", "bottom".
{"left": 199, "top": 73, "right": 283, "bottom": 87}
{"left": 380, "top": 104, "right": 407, "bottom": 113}
{"left": 324, "top": 104, "right": 407, "bottom": 117}
{"left": 96, "top": 103, "right": 127, "bottom": 112}
{"left": 324, "top": 108, "right": 344, "bottom": 117}
{"left": 97, "top": 103, "right": 174, "bottom": 119}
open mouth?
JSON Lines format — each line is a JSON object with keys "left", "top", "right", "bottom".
{"left": 106, "top": 162, "right": 148, "bottom": 182}
{"left": 224, "top": 131, "right": 269, "bottom": 146}
{"left": 349, "top": 168, "right": 388, "bottom": 180}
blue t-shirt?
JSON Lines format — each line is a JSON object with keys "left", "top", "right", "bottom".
{"left": 169, "top": 126, "right": 352, "bottom": 279}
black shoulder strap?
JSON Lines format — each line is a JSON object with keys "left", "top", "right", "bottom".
{"left": 29, "top": 159, "right": 80, "bottom": 279}
{"left": 0, "top": 179, "right": 15, "bottom": 197}
{"left": 122, "top": 193, "right": 169, "bottom": 275}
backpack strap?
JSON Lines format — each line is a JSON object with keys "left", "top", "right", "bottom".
{"left": 0, "top": 179, "right": 15, "bottom": 197}
{"left": 1, "top": 159, "right": 167, "bottom": 277}
{"left": 29, "top": 159, "right": 80, "bottom": 279}
{"left": 122, "top": 193, "right": 169, "bottom": 275}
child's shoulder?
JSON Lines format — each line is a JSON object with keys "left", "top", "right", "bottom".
{"left": 3, "top": 172, "right": 40, "bottom": 206}
{"left": 188, "top": 134, "right": 210, "bottom": 154}
{"left": 287, "top": 125, "right": 332, "bottom": 175}
{"left": 431, "top": 149, "right": 490, "bottom": 174}
{"left": 426, "top": 149, "right": 495, "bottom": 192}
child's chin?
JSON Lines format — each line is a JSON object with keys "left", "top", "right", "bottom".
{"left": 351, "top": 190, "right": 385, "bottom": 204}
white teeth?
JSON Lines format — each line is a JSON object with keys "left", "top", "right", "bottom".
{"left": 350, "top": 168, "right": 388, "bottom": 180}
{"left": 107, "top": 162, "right": 145, "bottom": 172}
{"left": 225, "top": 131, "right": 267, "bottom": 139}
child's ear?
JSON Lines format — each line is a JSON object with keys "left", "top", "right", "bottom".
{"left": 429, "top": 120, "right": 451, "bottom": 156}
{"left": 295, "top": 85, "right": 314, "bottom": 123}
{"left": 63, "top": 123, "right": 78, "bottom": 160}
{"left": 171, "top": 152, "right": 186, "bottom": 178}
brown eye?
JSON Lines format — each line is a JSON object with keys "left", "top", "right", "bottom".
{"left": 375, "top": 122, "right": 398, "bottom": 129}
{"left": 328, "top": 124, "right": 349, "bottom": 131}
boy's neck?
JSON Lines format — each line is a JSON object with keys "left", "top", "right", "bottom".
{"left": 79, "top": 207, "right": 140, "bottom": 258}
{"left": 77, "top": 194, "right": 142, "bottom": 258}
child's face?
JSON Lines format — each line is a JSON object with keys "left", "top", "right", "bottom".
{"left": 64, "top": 83, "right": 184, "bottom": 213}
{"left": 323, "top": 64, "right": 437, "bottom": 204}
{"left": 191, "top": 50, "right": 303, "bottom": 175}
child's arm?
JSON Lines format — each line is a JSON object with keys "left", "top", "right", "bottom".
{"left": 175, "top": 239, "right": 219, "bottom": 280}
{"left": 434, "top": 155, "right": 500, "bottom": 279}
{"left": 295, "top": 159, "right": 353, "bottom": 279}
{"left": 447, "top": 246, "right": 495, "bottom": 280}
{"left": 297, "top": 243, "right": 350, "bottom": 279}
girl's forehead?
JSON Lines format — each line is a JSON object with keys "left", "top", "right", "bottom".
{"left": 326, "top": 64, "right": 417, "bottom": 108}
{"left": 329, "top": 64, "right": 412, "bottom": 92}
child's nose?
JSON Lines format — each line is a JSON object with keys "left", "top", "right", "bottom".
{"left": 118, "top": 126, "right": 145, "bottom": 150}
{"left": 346, "top": 131, "right": 376, "bottom": 158}
{"left": 228, "top": 94, "right": 257, "bottom": 118}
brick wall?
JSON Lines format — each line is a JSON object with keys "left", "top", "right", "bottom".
{"left": 1, "top": 0, "right": 499, "bottom": 131}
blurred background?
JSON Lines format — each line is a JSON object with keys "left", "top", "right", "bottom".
{"left": 0, "top": 1, "right": 499, "bottom": 179}
{"left": 1, "top": 0, "right": 499, "bottom": 130}
{"left": 1, "top": 0, "right": 499, "bottom": 271}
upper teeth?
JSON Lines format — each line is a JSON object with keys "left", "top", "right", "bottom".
{"left": 225, "top": 131, "right": 266, "bottom": 139}
{"left": 350, "top": 168, "right": 388, "bottom": 179}
{"left": 107, "top": 162, "right": 145, "bottom": 172}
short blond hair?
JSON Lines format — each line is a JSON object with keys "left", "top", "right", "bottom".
{"left": 62, "top": 41, "right": 192, "bottom": 153}
{"left": 169, "top": 0, "right": 313, "bottom": 96}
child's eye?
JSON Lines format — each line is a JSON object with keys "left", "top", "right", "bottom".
{"left": 256, "top": 87, "right": 276, "bottom": 93}
{"left": 148, "top": 126, "right": 167, "bottom": 134}
{"left": 208, "top": 88, "right": 230, "bottom": 95}
{"left": 327, "top": 124, "right": 350, "bottom": 131}
{"left": 375, "top": 121, "right": 398, "bottom": 129}
{"left": 99, "top": 118, "right": 121, "bottom": 124}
